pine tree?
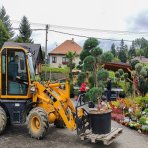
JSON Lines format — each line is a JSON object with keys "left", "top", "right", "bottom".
{"left": 118, "top": 39, "right": 127, "bottom": 63}
{"left": 0, "top": 20, "right": 10, "bottom": 48}
{"left": 110, "top": 43, "right": 116, "bottom": 57}
{"left": 16, "top": 16, "right": 33, "bottom": 43}
{"left": 0, "top": 6, "right": 14, "bottom": 37}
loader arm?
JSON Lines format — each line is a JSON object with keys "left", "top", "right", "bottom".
{"left": 33, "top": 80, "right": 77, "bottom": 130}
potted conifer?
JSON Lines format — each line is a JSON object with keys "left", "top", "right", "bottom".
{"left": 86, "top": 74, "right": 112, "bottom": 134}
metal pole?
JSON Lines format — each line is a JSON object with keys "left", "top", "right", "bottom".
{"left": 45, "top": 24, "right": 49, "bottom": 80}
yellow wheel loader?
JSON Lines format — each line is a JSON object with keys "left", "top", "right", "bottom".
{"left": 0, "top": 46, "right": 122, "bottom": 144}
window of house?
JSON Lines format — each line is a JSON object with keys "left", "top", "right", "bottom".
{"left": 52, "top": 56, "right": 57, "bottom": 63}
{"left": 62, "top": 57, "right": 68, "bottom": 64}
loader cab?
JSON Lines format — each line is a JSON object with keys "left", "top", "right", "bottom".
{"left": 0, "top": 47, "right": 33, "bottom": 98}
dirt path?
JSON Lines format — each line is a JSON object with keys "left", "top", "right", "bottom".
{"left": 0, "top": 121, "right": 147, "bottom": 148}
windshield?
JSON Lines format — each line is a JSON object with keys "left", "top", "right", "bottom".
{"left": 27, "top": 53, "right": 35, "bottom": 81}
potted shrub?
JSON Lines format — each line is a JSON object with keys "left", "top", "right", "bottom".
{"left": 86, "top": 86, "right": 112, "bottom": 134}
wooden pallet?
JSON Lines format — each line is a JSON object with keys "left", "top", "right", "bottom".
{"left": 80, "top": 127, "right": 122, "bottom": 145}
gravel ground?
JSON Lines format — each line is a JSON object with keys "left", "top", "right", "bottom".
{"left": 0, "top": 121, "right": 147, "bottom": 148}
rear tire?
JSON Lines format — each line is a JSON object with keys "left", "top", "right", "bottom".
{"left": 27, "top": 107, "right": 49, "bottom": 139}
{"left": 0, "top": 106, "right": 7, "bottom": 134}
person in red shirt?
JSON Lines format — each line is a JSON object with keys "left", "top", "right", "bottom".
{"left": 80, "top": 82, "right": 87, "bottom": 93}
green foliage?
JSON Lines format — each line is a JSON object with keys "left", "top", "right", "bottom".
{"left": 129, "top": 59, "right": 139, "bottom": 69}
{"left": 83, "top": 55, "right": 95, "bottom": 71}
{"left": 136, "top": 49, "right": 144, "bottom": 56}
{"left": 88, "top": 87, "right": 104, "bottom": 103}
{"left": 139, "top": 116, "right": 147, "bottom": 125}
{"left": 124, "top": 73, "right": 129, "bottom": 79}
{"left": 110, "top": 43, "right": 116, "bottom": 57}
{"left": 128, "top": 41, "right": 136, "bottom": 59}
{"left": 91, "top": 47, "right": 102, "bottom": 57}
{"left": 118, "top": 49, "right": 127, "bottom": 63}
{"left": 115, "top": 71, "right": 120, "bottom": 78}
{"left": 134, "top": 37, "right": 148, "bottom": 49}
{"left": 0, "top": 20, "right": 10, "bottom": 48}
{"left": 101, "top": 51, "right": 113, "bottom": 63}
{"left": 83, "top": 38, "right": 99, "bottom": 51}
{"left": 80, "top": 50, "right": 90, "bottom": 61}
{"left": 118, "top": 69, "right": 124, "bottom": 76}
{"left": 0, "top": 6, "right": 14, "bottom": 37}
{"left": 66, "top": 51, "right": 78, "bottom": 79}
{"left": 77, "top": 72, "right": 86, "bottom": 86}
{"left": 120, "top": 75, "right": 124, "bottom": 81}
{"left": 144, "top": 48, "right": 148, "bottom": 58}
{"left": 42, "top": 66, "right": 69, "bottom": 73}
{"left": 88, "top": 74, "right": 95, "bottom": 88}
{"left": 113, "top": 57, "right": 121, "bottom": 62}
{"left": 15, "top": 16, "right": 33, "bottom": 43}
{"left": 97, "top": 69, "right": 109, "bottom": 81}
{"left": 109, "top": 71, "right": 115, "bottom": 78}
{"left": 135, "top": 63, "right": 143, "bottom": 74}
{"left": 140, "top": 68, "right": 147, "bottom": 77}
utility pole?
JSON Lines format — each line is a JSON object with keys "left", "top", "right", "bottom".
{"left": 45, "top": 24, "right": 49, "bottom": 80}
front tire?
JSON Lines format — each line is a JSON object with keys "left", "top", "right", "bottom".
{"left": 0, "top": 106, "right": 7, "bottom": 134}
{"left": 27, "top": 107, "right": 49, "bottom": 139}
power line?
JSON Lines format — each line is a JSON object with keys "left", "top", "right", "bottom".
{"left": 11, "top": 20, "right": 148, "bottom": 35}
{"left": 12, "top": 27, "right": 133, "bottom": 42}
{"left": 49, "top": 29, "right": 133, "bottom": 42}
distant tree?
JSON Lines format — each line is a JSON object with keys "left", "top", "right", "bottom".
{"left": 134, "top": 37, "right": 148, "bottom": 49}
{"left": 15, "top": 16, "right": 33, "bottom": 43}
{"left": 110, "top": 43, "right": 116, "bottom": 57}
{"left": 118, "top": 39, "right": 127, "bottom": 63}
{"left": 128, "top": 41, "right": 136, "bottom": 59}
{"left": 120, "top": 39, "right": 125, "bottom": 50}
{"left": 118, "top": 49, "right": 127, "bottom": 63}
{"left": 0, "top": 6, "right": 14, "bottom": 37}
{"left": 101, "top": 51, "right": 113, "bottom": 63}
{"left": 0, "top": 20, "right": 10, "bottom": 48}
{"left": 144, "top": 47, "right": 148, "bottom": 58}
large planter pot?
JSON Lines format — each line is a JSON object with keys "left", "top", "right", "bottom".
{"left": 89, "top": 109, "right": 112, "bottom": 134}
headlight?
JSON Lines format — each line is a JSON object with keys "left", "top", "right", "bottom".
{"left": 30, "top": 86, "right": 36, "bottom": 94}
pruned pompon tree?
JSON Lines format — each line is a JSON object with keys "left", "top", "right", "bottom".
{"left": 66, "top": 51, "right": 78, "bottom": 80}
{"left": 79, "top": 38, "right": 113, "bottom": 87}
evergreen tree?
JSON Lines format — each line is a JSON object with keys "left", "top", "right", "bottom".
{"left": 0, "top": 20, "right": 10, "bottom": 48}
{"left": 118, "top": 49, "right": 127, "bottom": 63}
{"left": 16, "top": 16, "right": 33, "bottom": 43}
{"left": 128, "top": 41, "right": 136, "bottom": 59}
{"left": 118, "top": 39, "right": 127, "bottom": 63}
{"left": 110, "top": 43, "right": 116, "bottom": 57}
{"left": 0, "top": 6, "right": 14, "bottom": 37}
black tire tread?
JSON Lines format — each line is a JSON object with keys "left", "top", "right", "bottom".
{"left": 27, "top": 107, "right": 49, "bottom": 139}
{"left": 0, "top": 106, "right": 7, "bottom": 134}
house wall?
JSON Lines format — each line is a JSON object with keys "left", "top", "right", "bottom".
{"left": 49, "top": 54, "right": 80, "bottom": 68}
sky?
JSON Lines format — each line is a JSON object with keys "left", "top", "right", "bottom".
{"left": 1, "top": 0, "right": 148, "bottom": 52}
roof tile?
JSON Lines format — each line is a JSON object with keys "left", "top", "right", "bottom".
{"left": 49, "top": 40, "right": 83, "bottom": 55}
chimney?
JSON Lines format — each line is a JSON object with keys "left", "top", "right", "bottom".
{"left": 72, "top": 38, "right": 74, "bottom": 43}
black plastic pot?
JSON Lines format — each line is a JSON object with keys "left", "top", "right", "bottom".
{"left": 89, "top": 109, "right": 112, "bottom": 134}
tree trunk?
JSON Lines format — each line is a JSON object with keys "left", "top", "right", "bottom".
{"left": 94, "top": 63, "right": 98, "bottom": 87}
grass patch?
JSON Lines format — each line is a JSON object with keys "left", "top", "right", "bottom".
{"left": 42, "top": 65, "right": 69, "bottom": 73}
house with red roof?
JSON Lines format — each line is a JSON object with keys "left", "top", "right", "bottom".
{"left": 49, "top": 39, "right": 83, "bottom": 68}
